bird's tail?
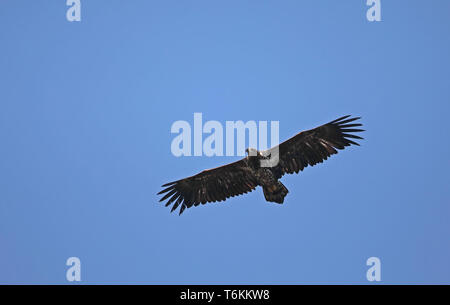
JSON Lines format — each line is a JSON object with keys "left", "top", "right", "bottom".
{"left": 263, "top": 182, "right": 289, "bottom": 204}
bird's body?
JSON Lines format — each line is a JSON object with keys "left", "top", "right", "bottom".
{"left": 158, "top": 115, "right": 364, "bottom": 214}
{"left": 244, "top": 151, "right": 289, "bottom": 203}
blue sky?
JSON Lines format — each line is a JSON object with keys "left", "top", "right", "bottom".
{"left": 1, "top": 1, "right": 449, "bottom": 284}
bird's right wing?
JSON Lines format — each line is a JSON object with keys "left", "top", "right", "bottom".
{"left": 158, "top": 158, "right": 258, "bottom": 215}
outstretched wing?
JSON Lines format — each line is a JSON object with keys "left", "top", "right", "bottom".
{"left": 267, "top": 115, "right": 364, "bottom": 178}
{"left": 157, "top": 159, "right": 258, "bottom": 215}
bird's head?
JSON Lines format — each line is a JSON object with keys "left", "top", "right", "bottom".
{"left": 245, "top": 147, "right": 260, "bottom": 157}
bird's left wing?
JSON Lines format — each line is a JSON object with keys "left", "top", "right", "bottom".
{"left": 264, "top": 115, "right": 364, "bottom": 179}
{"left": 158, "top": 158, "right": 258, "bottom": 215}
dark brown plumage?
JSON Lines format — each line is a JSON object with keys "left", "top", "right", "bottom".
{"left": 158, "top": 115, "right": 364, "bottom": 214}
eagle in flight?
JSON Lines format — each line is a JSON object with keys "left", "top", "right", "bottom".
{"left": 158, "top": 115, "right": 364, "bottom": 215}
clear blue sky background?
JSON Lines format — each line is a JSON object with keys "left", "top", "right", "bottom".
{"left": 1, "top": 1, "right": 449, "bottom": 284}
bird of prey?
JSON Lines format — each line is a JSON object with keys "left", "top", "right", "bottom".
{"left": 158, "top": 115, "right": 364, "bottom": 215}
